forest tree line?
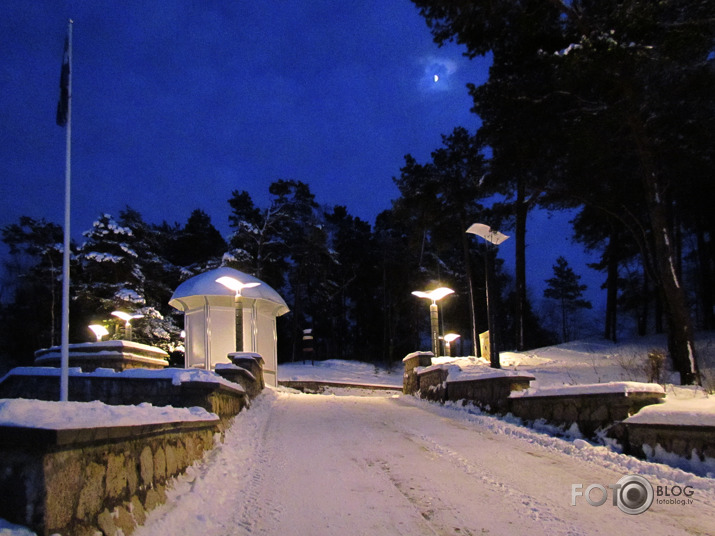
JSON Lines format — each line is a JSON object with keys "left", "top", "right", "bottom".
{"left": 409, "top": 0, "right": 714, "bottom": 384}
{"left": 1, "top": 1, "right": 712, "bottom": 385}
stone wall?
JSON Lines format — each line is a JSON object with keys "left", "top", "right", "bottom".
{"left": 215, "top": 365, "right": 261, "bottom": 400}
{"left": 409, "top": 357, "right": 534, "bottom": 412}
{"left": 0, "top": 372, "right": 247, "bottom": 422}
{"left": 509, "top": 391, "right": 666, "bottom": 438}
{"left": 415, "top": 367, "right": 449, "bottom": 402}
{"left": 402, "top": 351, "right": 434, "bottom": 395}
{"left": 0, "top": 419, "right": 220, "bottom": 536}
{"left": 34, "top": 341, "right": 169, "bottom": 372}
{"left": 447, "top": 376, "right": 533, "bottom": 414}
{"left": 610, "top": 422, "right": 715, "bottom": 462}
{"left": 228, "top": 352, "right": 265, "bottom": 390}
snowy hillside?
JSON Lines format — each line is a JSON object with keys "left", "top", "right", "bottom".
{"left": 280, "top": 333, "right": 715, "bottom": 393}
{"left": 1, "top": 334, "right": 714, "bottom": 535}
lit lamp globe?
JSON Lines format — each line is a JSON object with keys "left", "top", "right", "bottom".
{"left": 111, "top": 311, "right": 144, "bottom": 341}
{"left": 411, "top": 287, "right": 454, "bottom": 355}
{"left": 88, "top": 324, "right": 109, "bottom": 342}
{"left": 443, "top": 333, "right": 460, "bottom": 356}
{"left": 216, "top": 275, "right": 263, "bottom": 355}
{"left": 215, "top": 276, "right": 261, "bottom": 298}
{"left": 411, "top": 287, "right": 455, "bottom": 305}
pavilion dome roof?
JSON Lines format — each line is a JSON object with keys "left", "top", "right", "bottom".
{"left": 169, "top": 267, "right": 289, "bottom": 316}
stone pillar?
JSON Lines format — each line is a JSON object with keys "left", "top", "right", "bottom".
{"left": 228, "top": 352, "right": 265, "bottom": 390}
{"left": 402, "top": 351, "right": 434, "bottom": 394}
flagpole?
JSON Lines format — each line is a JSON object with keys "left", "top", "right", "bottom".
{"left": 60, "top": 19, "right": 73, "bottom": 402}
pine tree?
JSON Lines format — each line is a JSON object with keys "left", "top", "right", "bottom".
{"left": 0, "top": 217, "right": 66, "bottom": 364}
{"left": 76, "top": 213, "right": 145, "bottom": 320}
{"left": 170, "top": 209, "right": 226, "bottom": 271}
{"left": 225, "top": 190, "right": 287, "bottom": 287}
{"left": 266, "top": 180, "right": 335, "bottom": 362}
{"left": 544, "top": 256, "right": 592, "bottom": 342}
{"left": 413, "top": 0, "right": 713, "bottom": 383}
{"left": 117, "top": 207, "right": 183, "bottom": 351}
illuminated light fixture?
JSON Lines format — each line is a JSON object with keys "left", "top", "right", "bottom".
{"left": 443, "top": 333, "right": 460, "bottom": 357}
{"left": 467, "top": 222, "right": 510, "bottom": 368}
{"left": 466, "top": 223, "right": 510, "bottom": 245}
{"left": 88, "top": 324, "right": 109, "bottom": 342}
{"left": 216, "top": 276, "right": 262, "bottom": 353}
{"left": 111, "top": 311, "right": 143, "bottom": 323}
{"left": 412, "top": 287, "right": 454, "bottom": 355}
{"left": 111, "top": 310, "right": 144, "bottom": 341}
{"left": 216, "top": 276, "right": 261, "bottom": 297}
{"left": 411, "top": 287, "right": 454, "bottom": 304}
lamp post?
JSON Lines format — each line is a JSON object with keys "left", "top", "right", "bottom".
{"left": 412, "top": 287, "right": 454, "bottom": 355}
{"left": 466, "top": 223, "right": 510, "bottom": 368}
{"left": 216, "top": 276, "right": 261, "bottom": 352}
{"left": 443, "top": 333, "right": 460, "bottom": 357}
{"left": 111, "top": 311, "right": 144, "bottom": 341}
{"left": 88, "top": 324, "right": 109, "bottom": 342}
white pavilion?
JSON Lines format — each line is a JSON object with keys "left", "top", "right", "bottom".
{"left": 169, "top": 267, "right": 289, "bottom": 386}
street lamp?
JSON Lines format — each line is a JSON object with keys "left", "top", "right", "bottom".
{"left": 111, "top": 311, "right": 144, "bottom": 341}
{"left": 88, "top": 324, "right": 109, "bottom": 342}
{"left": 443, "top": 333, "right": 460, "bottom": 357}
{"left": 466, "top": 223, "right": 510, "bottom": 368}
{"left": 215, "top": 276, "right": 261, "bottom": 297}
{"left": 412, "top": 287, "right": 454, "bottom": 355}
{"left": 216, "top": 276, "right": 261, "bottom": 352}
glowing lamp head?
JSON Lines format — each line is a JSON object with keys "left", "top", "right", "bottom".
{"left": 216, "top": 276, "right": 261, "bottom": 297}
{"left": 443, "top": 333, "right": 460, "bottom": 343}
{"left": 111, "top": 311, "right": 144, "bottom": 324}
{"left": 88, "top": 324, "right": 109, "bottom": 342}
{"left": 411, "top": 287, "right": 454, "bottom": 304}
{"left": 466, "top": 223, "right": 510, "bottom": 245}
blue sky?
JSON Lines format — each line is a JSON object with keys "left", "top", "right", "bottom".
{"left": 0, "top": 1, "right": 487, "bottom": 236}
{"left": 0, "top": 1, "right": 604, "bottom": 315}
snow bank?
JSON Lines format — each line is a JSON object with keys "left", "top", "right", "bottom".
{"left": 278, "top": 359, "right": 402, "bottom": 387}
{"left": 0, "top": 398, "right": 216, "bottom": 430}
{"left": 1, "top": 366, "right": 242, "bottom": 391}
{"left": 624, "top": 397, "right": 715, "bottom": 427}
{"left": 510, "top": 381, "right": 665, "bottom": 398}
{"left": 421, "top": 356, "right": 535, "bottom": 383}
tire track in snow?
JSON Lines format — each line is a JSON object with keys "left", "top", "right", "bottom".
{"left": 231, "top": 390, "right": 285, "bottom": 535}
{"left": 395, "top": 427, "right": 584, "bottom": 536}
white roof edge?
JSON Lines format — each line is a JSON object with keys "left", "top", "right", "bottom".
{"left": 169, "top": 267, "right": 289, "bottom": 315}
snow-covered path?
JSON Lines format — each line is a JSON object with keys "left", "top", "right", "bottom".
{"left": 136, "top": 388, "right": 715, "bottom": 536}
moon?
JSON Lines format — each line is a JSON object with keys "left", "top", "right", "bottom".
{"left": 433, "top": 74, "right": 439, "bottom": 82}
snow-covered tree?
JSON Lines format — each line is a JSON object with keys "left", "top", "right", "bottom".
{"left": 116, "top": 207, "right": 183, "bottom": 351}
{"left": 74, "top": 213, "right": 146, "bottom": 335}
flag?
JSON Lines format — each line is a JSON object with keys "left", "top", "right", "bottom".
{"left": 56, "top": 35, "right": 70, "bottom": 127}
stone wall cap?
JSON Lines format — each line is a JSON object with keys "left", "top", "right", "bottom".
{"left": 402, "top": 351, "right": 434, "bottom": 362}
{"left": 0, "top": 419, "right": 219, "bottom": 449}
{"left": 228, "top": 352, "right": 265, "bottom": 365}
{"left": 0, "top": 366, "right": 245, "bottom": 394}
{"left": 35, "top": 340, "right": 169, "bottom": 359}
{"left": 509, "top": 381, "right": 666, "bottom": 399}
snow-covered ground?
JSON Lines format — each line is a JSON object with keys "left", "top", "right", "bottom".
{"left": 1, "top": 335, "right": 714, "bottom": 535}
{"left": 133, "top": 388, "right": 715, "bottom": 536}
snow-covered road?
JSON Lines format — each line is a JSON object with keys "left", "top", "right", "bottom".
{"left": 136, "top": 388, "right": 715, "bottom": 536}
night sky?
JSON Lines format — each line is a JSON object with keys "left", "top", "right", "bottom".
{"left": 0, "top": 1, "right": 602, "bottom": 311}
{"left": 1, "top": 1, "right": 488, "bottom": 235}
